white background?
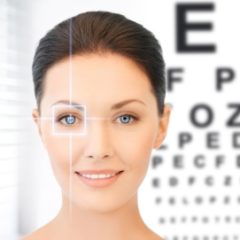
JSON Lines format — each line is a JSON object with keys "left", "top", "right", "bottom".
{"left": 0, "top": 0, "right": 239, "bottom": 239}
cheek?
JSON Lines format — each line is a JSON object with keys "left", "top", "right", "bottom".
{"left": 114, "top": 123, "right": 156, "bottom": 174}
{"left": 105, "top": 125, "right": 156, "bottom": 206}
{"left": 41, "top": 126, "right": 72, "bottom": 188}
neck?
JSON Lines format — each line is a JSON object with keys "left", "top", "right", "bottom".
{"left": 50, "top": 193, "right": 148, "bottom": 240}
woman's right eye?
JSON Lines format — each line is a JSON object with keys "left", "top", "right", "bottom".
{"left": 58, "top": 115, "right": 79, "bottom": 126}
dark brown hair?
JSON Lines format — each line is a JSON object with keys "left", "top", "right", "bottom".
{"left": 32, "top": 11, "right": 166, "bottom": 115}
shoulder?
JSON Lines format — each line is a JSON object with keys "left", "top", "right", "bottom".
{"left": 21, "top": 223, "right": 52, "bottom": 240}
{"left": 138, "top": 228, "right": 165, "bottom": 240}
{"left": 21, "top": 232, "right": 41, "bottom": 240}
{"left": 21, "top": 230, "right": 46, "bottom": 240}
{"left": 148, "top": 235, "right": 165, "bottom": 240}
{"left": 149, "top": 233, "right": 165, "bottom": 240}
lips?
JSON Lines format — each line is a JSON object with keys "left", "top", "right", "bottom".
{"left": 75, "top": 169, "right": 124, "bottom": 187}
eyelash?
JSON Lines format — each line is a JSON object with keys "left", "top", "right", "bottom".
{"left": 56, "top": 113, "right": 139, "bottom": 126}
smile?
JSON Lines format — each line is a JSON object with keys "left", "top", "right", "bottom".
{"left": 79, "top": 173, "right": 118, "bottom": 179}
{"left": 75, "top": 170, "right": 124, "bottom": 187}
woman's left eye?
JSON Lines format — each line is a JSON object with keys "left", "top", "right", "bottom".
{"left": 116, "top": 114, "right": 137, "bottom": 125}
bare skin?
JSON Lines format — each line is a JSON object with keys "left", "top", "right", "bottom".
{"left": 23, "top": 195, "right": 164, "bottom": 240}
{"left": 23, "top": 53, "right": 170, "bottom": 240}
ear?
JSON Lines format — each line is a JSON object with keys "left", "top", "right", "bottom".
{"left": 153, "top": 103, "right": 172, "bottom": 149}
{"left": 32, "top": 108, "right": 42, "bottom": 137}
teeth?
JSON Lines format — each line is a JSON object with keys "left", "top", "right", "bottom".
{"left": 80, "top": 173, "right": 117, "bottom": 179}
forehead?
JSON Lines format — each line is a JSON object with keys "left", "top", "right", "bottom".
{"left": 42, "top": 53, "right": 154, "bottom": 108}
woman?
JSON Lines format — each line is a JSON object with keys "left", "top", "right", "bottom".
{"left": 23, "top": 10, "right": 171, "bottom": 240}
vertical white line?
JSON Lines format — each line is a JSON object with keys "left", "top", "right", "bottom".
{"left": 68, "top": 18, "right": 73, "bottom": 225}
{"left": 69, "top": 17, "right": 73, "bottom": 104}
{"left": 69, "top": 134, "right": 73, "bottom": 221}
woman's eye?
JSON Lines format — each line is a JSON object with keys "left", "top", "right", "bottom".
{"left": 59, "top": 115, "right": 78, "bottom": 125}
{"left": 116, "top": 114, "right": 137, "bottom": 125}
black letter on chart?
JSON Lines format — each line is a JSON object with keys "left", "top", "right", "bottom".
{"left": 233, "top": 132, "right": 240, "bottom": 148}
{"left": 216, "top": 68, "right": 235, "bottom": 91}
{"left": 152, "top": 156, "right": 163, "bottom": 169}
{"left": 207, "top": 132, "right": 220, "bottom": 149}
{"left": 176, "top": 3, "right": 216, "bottom": 53}
{"left": 227, "top": 103, "right": 240, "bottom": 127}
{"left": 179, "top": 132, "right": 192, "bottom": 148}
{"left": 190, "top": 104, "right": 214, "bottom": 128}
{"left": 167, "top": 68, "right": 184, "bottom": 91}
{"left": 236, "top": 155, "right": 240, "bottom": 168}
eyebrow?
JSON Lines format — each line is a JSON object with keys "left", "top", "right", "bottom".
{"left": 51, "top": 101, "right": 84, "bottom": 110}
{"left": 111, "top": 99, "right": 146, "bottom": 110}
{"left": 51, "top": 99, "right": 146, "bottom": 110}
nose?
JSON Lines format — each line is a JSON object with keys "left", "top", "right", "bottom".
{"left": 83, "top": 118, "right": 113, "bottom": 160}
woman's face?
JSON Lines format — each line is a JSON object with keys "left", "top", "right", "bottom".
{"left": 33, "top": 52, "right": 170, "bottom": 213}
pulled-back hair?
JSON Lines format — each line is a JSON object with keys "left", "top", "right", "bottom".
{"left": 32, "top": 11, "right": 166, "bottom": 115}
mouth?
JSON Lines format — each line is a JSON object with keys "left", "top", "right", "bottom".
{"left": 76, "top": 170, "right": 124, "bottom": 179}
{"left": 75, "top": 170, "right": 124, "bottom": 187}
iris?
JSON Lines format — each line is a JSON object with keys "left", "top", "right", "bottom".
{"left": 65, "top": 115, "right": 75, "bottom": 125}
{"left": 119, "top": 115, "right": 133, "bottom": 124}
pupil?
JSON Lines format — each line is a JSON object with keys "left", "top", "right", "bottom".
{"left": 121, "top": 115, "right": 130, "bottom": 123}
{"left": 67, "top": 115, "right": 75, "bottom": 124}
